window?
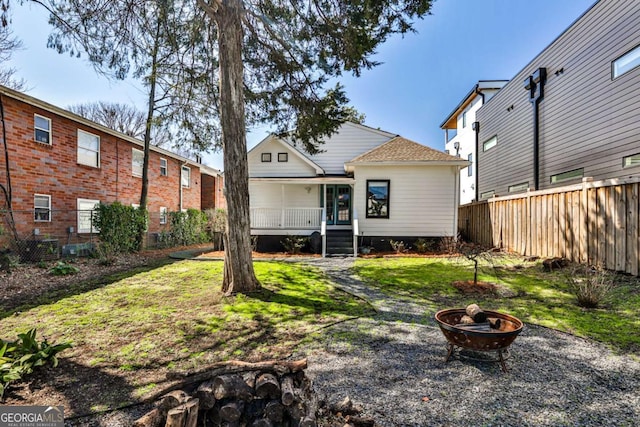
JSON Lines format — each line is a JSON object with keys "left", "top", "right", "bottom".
{"left": 34, "top": 194, "right": 51, "bottom": 222}
{"left": 160, "top": 207, "right": 168, "bottom": 225}
{"left": 366, "top": 180, "right": 390, "bottom": 219}
{"left": 77, "top": 198, "right": 99, "bottom": 233}
{"left": 467, "top": 153, "right": 473, "bottom": 177}
{"left": 508, "top": 182, "right": 529, "bottom": 193}
{"left": 480, "top": 190, "right": 495, "bottom": 200}
{"left": 278, "top": 153, "right": 288, "bottom": 162}
{"left": 261, "top": 153, "right": 272, "bottom": 162}
{"left": 445, "top": 149, "right": 450, "bottom": 155}
{"left": 132, "top": 148, "right": 144, "bottom": 177}
{"left": 78, "top": 130, "right": 100, "bottom": 167}
{"left": 623, "top": 153, "right": 640, "bottom": 168}
{"left": 181, "top": 165, "right": 191, "bottom": 188}
{"left": 34, "top": 114, "right": 51, "bottom": 145}
{"left": 462, "top": 111, "right": 467, "bottom": 128}
{"left": 483, "top": 135, "right": 497, "bottom": 151}
{"left": 160, "top": 158, "right": 168, "bottom": 176}
{"left": 613, "top": 44, "right": 640, "bottom": 78}
{"left": 551, "top": 168, "right": 583, "bottom": 184}
{"left": 132, "top": 204, "right": 140, "bottom": 209}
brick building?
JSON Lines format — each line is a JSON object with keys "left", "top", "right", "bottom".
{"left": 0, "top": 84, "right": 223, "bottom": 245}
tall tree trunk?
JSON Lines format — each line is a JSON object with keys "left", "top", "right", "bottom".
{"left": 211, "top": 0, "right": 260, "bottom": 294}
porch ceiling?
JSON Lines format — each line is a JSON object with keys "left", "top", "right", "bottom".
{"left": 250, "top": 177, "right": 355, "bottom": 184}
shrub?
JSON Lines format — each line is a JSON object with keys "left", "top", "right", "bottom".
{"left": 413, "top": 238, "right": 434, "bottom": 254}
{"left": 281, "top": 236, "right": 308, "bottom": 254}
{"left": 389, "top": 239, "right": 409, "bottom": 254}
{"left": 567, "top": 266, "right": 615, "bottom": 308}
{"left": 167, "top": 209, "right": 210, "bottom": 246}
{"left": 0, "top": 329, "right": 72, "bottom": 398}
{"left": 205, "top": 208, "right": 227, "bottom": 250}
{"left": 49, "top": 261, "right": 79, "bottom": 276}
{"left": 92, "top": 202, "right": 148, "bottom": 254}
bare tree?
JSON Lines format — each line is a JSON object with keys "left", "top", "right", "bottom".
{"left": 0, "top": 23, "right": 27, "bottom": 90}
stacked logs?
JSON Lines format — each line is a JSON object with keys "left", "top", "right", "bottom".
{"left": 134, "top": 359, "right": 320, "bottom": 427}
{"left": 455, "top": 304, "right": 502, "bottom": 331}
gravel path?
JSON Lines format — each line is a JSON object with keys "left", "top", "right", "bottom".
{"left": 302, "top": 257, "right": 640, "bottom": 427}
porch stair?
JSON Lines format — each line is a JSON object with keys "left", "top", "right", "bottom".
{"left": 325, "top": 230, "right": 354, "bottom": 256}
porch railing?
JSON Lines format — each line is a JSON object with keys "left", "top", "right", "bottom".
{"left": 250, "top": 208, "right": 323, "bottom": 229}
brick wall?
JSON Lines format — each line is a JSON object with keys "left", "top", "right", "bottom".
{"left": 0, "top": 94, "right": 202, "bottom": 238}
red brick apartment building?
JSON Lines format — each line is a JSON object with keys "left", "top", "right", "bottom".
{"left": 0, "top": 84, "right": 224, "bottom": 245}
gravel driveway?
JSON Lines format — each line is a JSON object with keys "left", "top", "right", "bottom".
{"left": 302, "top": 258, "right": 640, "bottom": 427}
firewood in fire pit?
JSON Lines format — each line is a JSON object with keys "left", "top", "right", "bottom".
{"left": 459, "top": 315, "right": 475, "bottom": 325}
{"left": 489, "top": 317, "right": 502, "bottom": 329}
{"left": 465, "top": 303, "right": 487, "bottom": 323}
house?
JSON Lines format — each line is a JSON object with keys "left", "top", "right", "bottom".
{"left": 0, "top": 84, "right": 223, "bottom": 249}
{"left": 440, "top": 80, "right": 508, "bottom": 204}
{"left": 476, "top": 0, "right": 640, "bottom": 199}
{"left": 247, "top": 122, "right": 468, "bottom": 256}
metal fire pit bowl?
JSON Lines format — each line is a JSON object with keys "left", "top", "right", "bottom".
{"left": 434, "top": 308, "right": 524, "bottom": 372}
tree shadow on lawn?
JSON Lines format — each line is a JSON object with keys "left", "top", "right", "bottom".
{"left": 308, "top": 317, "right": 640, "bottom": 426}
{"left": 0, "top": 258, "right": 178, "bottom": 320}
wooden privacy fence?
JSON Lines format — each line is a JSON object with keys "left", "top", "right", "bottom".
{"left": 458, "top": 177, "right": 640, "bottom": 276}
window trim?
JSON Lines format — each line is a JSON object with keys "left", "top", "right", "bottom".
{"left": 550, "top": 168, "right": 584, "bottom": 184}
{"left": 467, "top": 153, "right": 473, "bottom": 177}
{"left": 277, "top": 152, "right": 288, "bottom": 162}
{"left": 508, "top": 182, "right": 529, "bottom": 193}
{"left": 34, "top": 114, "right": 52, "bottom": 145}
{"left": 366, "top": 179, "right": 390, "bottom": 219}
{"left": 623, "top": 153, "right": 640, "bottom": 168}
{"left": 160, "top": 158, "right": 168, "bottom": 176}
{"left": 77, "top": 198, "right": 99, "bottom": 233}
{"left": 483, "top": 135, "right": 497, "bottom": 152}
{"left": 34, "top": 194, "right": 51, "bottom": 222}
{"left": 160, "top": 206, "right": 168, "bottom": 225}
{"left": 181, "top": 165, "right": 191, "bottom": 188}
{"left": 480, "top": 190, "right": 495, "bottom": 200}
{"left": 612, "top": 43, "right": 640, "bottom": 79}
{"left": 462, "top": 111, "right": 467, "bottom": 128}
{"left": 77, "top": 129, "right": 101, "bottom": 168}
{"left": 261, "top": 153, "right": 272, "bottom": 162}
{"left": 132, "top": 148, "right": 144, "bottom": 177}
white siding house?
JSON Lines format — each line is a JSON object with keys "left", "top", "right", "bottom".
{"left": 248, "top": 123, "right": 468, "bottom": 256}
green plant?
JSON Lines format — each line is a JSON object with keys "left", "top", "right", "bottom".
{"left": 281, "top": 235, "right": 307, "bottom": 254}
{"left": 389, "top": 239, "right": 409, "bottom": 254}
{"left": 568, "top": 266, "right": 615, "bottom": 308}
{"left": 205, "top": 208, "right": 227, "bottom": 250}
{"left": 49, "top": 261, "right": 80, "bottom": 276}
{"left": 92, "top": 202, "right": 148, "bottom": 254}
{"left": 0, "top": 329, "right": 72, "bottom": 398}
{"left": 165, "top": 209, "right": 210, "bottom": 246}
{"left": 413, "top": 238, "right": 433, "bottom": 254}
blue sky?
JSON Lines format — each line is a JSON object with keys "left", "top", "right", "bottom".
{"left": 6, "top": 0, "right": 595, "bottom": 170}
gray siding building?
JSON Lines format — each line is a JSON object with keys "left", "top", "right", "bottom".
{"left": 477, "top": 0, "right": 640, "bottom": 199}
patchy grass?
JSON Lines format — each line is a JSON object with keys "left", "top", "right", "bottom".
{"left": 353, "top": 255, "right": 640, "bottom": 353}
{"left": 0, "top": 260, "right": 372, "bottom": 415}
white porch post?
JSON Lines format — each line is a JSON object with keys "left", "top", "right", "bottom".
{"left": 280, "top": 184, "right": 285, "bottom": 229}
{"left": 322, "top": 183, "right": 327, "bottom": 257}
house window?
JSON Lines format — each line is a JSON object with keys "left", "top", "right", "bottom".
{"left": 613, "top": 44, "right": 640, "bottom": 79}
{"left": 78, "top": 129, "right": 100, "bottom": 167}
{"left": 261, "top": 153, "right": 272, "bottom": 162}
{"left": 445, "top": 149, "right": 450, "bottom": 155}
{"left": 508, "top": 182, "right": 529, "bottom": 193}
{"left": 278, "top": 153, "right": 288, "bottom": 162}
{"left": 467, "top": 153, "right": 473, "bottom": 177}
{"left": 160, "top": 207, "right": 168, "bottom": 225}
{"left": 551, "top": 168, "right": 583, "bottom": 184}
{"left": 132, "top": 148, "right": 144, "bottom": 177}
{"left": 159, "top": 158, "right": 168, "bottom": 176}
{"left": 480, "top": 190, "right": 495, "bottom": 200}
{"left": 181, "top": 165, "right": 191, "bottom": 188}
{"left": 462, "top": 111, "right": 467, "bottom": 128}
{"left": 366, "top": 180, "right": 390, "bottom": 219}
{"left": 34, "top": 194, "right": 51, "bottom": 222}
{"left": 483, "top": 135, "right": 497, "bottom": 151}
{"left": 623, "top": 153, "right": 640, "bottom": 168}
{"left": 77, "top": 198, "right": 99, "bottom": 233}
{"left": 34, "top": 114, "right": 51, "bottom": 145}
{"left": 132, "top": 204, "right": 140, "bottom": 209}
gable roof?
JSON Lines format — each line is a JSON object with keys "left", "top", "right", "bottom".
{"left": 248, "top": 134, "right": 325, "bottom": 174}
{"left": 440, "top": 80, "right": 509, "bottom": 130}
{"left": 345, "top": 136, "right": 468, "bottom": 169}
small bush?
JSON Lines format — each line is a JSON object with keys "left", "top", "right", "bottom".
{"left": 49, "top": 261, "right": 79, "bottom": 276}
{"left": 389, "top": 239, "right": 409, "bottom": 254}
{"left": 0, "top": 329, "right": 72, "bottom": 398}
{"left": 413, "top": 238, "right": 434, "bottom": 254}
{"left": 281, "top": 236, "right": 308, "bottom": 254}
{"left": 92, "top": 202, "right": 147, "bottom": 254}
{"left": 568, "top": 266, "right": 615, "bottom": 308}
{"left": 166, "top": 209, "right": 210, "bottom": 246}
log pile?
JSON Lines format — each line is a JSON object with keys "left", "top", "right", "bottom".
{"left": 455, "top": 304, "right": 502, "bottom": 332}
{"left": 134, "top": 359, "right": 324, "bottom": 427}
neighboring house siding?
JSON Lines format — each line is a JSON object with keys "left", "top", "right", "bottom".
{"left": 477, "top": 0, "right": 640, "bottom": 196}
{"left": 0, "top": 93, "right": 202, "bottom": 238}
{"left": 305, "top": 123, "right": 394, "bottom": 174}
{"left": 354, "top": 165, "right": 457, "bottom": 237}
{"left": 249, "top": 138, "right": 318, "bottom": 177}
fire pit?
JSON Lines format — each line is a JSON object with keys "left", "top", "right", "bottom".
{"left": 434, "top": 308, "right": 523, "bottom": 372}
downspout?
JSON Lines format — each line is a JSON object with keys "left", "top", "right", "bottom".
{"left": 525, "top": 68, "right": 547, "bottom": 191}
{"left": 179, "top": 161, "right": 187, "bottom": 211}
{"left": 472, "top": 121, "right": 480, "bottom": 202}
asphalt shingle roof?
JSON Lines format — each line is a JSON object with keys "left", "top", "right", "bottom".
{"left": 348, "top": 136, "right": 463, "bottom": 163}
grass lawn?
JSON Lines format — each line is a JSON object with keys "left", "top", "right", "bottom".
{"left": 0, "top": 260, "right": 372, "bottom": 415}
{"left": 353, "top": 255, "right": 640, "bottom": 353}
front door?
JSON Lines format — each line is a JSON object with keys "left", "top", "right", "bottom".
{"left": 325, "top": 185, "right": 351, "bottom": 225}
